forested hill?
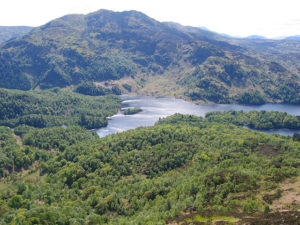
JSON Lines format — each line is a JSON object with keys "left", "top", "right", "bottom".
{"left": 0, "top": 9, "right": 299, "bottom": 104}
{"left": 0, "top": 26, "right": 33, "bottom": 44}
{"left": 1, "top": 113, "right": 300, "bottom": 224}
{"left": 0, "top": 88, "right": 121, "bottom": 129}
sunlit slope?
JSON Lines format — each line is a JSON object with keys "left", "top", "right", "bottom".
{"left": 0, "top": 10, "right": 299, "bottom": 104}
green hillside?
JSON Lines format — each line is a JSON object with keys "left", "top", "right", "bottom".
{"left": 1, "top": 8, "right": 300, "bottom": 225}
{"left": 0, "top": 88, "right": 121, "bottom": 129}
{"left": 0, "top": 113, "right": 300, "bottom": 224}
{"left": 0, "top": 10, "right": 299, "bottom": 104}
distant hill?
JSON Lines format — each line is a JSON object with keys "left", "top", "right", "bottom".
{"left": 285, "top": 35, "right": 300, "bottom": 40}
{"left": 0, "top": 9, "right": 299, "bottom": 104}
{"left": 0, "top": 26, "right": 33, "bottom": 43}
{"left": 245, "top": 35, "right": 266, "bottom": 40}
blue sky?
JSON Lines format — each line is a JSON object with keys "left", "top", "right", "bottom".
{"left": 1, "top": 0, "right": 300, "bottom": 38}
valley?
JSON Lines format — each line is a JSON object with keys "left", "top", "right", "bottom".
{"left": 97, "top": 95, "right": 300, "bottom": 137}
{"left": 0, "top": 8, "right": 300, "bottom": 225}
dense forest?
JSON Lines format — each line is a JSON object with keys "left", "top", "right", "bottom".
{"left": 0, "top": 110, "right": 300, "bottom": 224}
{"left": 74, "top": 82, "right": 122, "bottom": 96}
{"left": 205, "top": 110, "right": 300, "bottom": 130}
{"left": 0, "top": 88, "right": 121, "bottom": 129}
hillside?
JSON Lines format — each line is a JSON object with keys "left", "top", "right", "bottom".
{"left": 0, "top": 113, "right": 300, "bottom": 224}
{"left": 0, "top": 88, "right": 121, "bottom": 129}
{"left": 0, "top": 10, "right": 299, "bottom": 104}
{"left": 0, "top": 26, "right": 33, "bottom": 43}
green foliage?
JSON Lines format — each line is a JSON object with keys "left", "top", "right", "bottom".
{"left": 188, "top": 46, "right": 224, "bottom": 65}
{"left": 0, "top": 53, "right": 31, "bottom": 90}
{"left": 265, "top": 81, "right": 300, "bottom": 104}
{"left": 293, "top": 133, "right": 300, "bottom": 141}
{"left": 111, "top": 86, "right": 122, "bottom": 95}
{"left": 0, "top": 88, "right": 121, "bottom": 129}
{"left": 264, "top": 205, "right": 270, "bottom": 213}
{"left": 16, "top": 183, "right": 27, "bottom": 195}
{"left": 186, "top": 80, "right": 229, "bottom": 103}
{"left": 242, "top": 200, "right": 260, "bottom": 213}
{"left": 8, "top": 195, "right": 23, "bottom": 209}
{"left": 237, "top": 92, "right": 265, "bottom": 105}
{"left": 181, "top": 52, "right": 300, "bottom": 104}
{"left": 13, "top": 125, "right": 36, "bottom": 137}
{"left": 22, "top": 126, "right": 97, "bottom": 151}
{"left": 1, "top": 113, "right": 300, "bottom": 224}
{"left": 0, "top": 127, "right": 24, "bottom": 176}
{"left": 206, "top": 110, "right": 300, "bottom": 130}
{"left": 74, "top": 82, "right": 117, "bottom": 96}
{"left": 156, "top": 113, "right": 207, "bottom": 128}
{"left": 0, "top": 126, "right": 44, "bottom": 178}
{"left": 123, "top": 107, "right": 142, "bottom": 115}
{"left": 122, "top": 84, "right": 132, "bottom": 92}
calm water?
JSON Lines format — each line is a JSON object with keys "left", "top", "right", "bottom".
{"left": 97, "top": 95, "right": 300, "bottom": 138}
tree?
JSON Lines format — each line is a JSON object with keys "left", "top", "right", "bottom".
{"left": 8, "top": 195, "right": 23, "bottom": 209}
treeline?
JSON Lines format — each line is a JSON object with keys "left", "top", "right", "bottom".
{"left": 0, "top": 114, "right": 300, "bottom": 224}
{"left": 123, "top": 107, "right": 142, "bottom": 115}
{"left": 0, "top": 88, "right": 121, "bottom": 129}
{"left": 22, "top": 126, "right": 98, "bottom": 151}
{"left": 74, "top": 82, "right": 122, "bottom": 96}
{"left": 236, "top": 92, "right": 265, "bottom": 105}
{"left": 206, "top": 110, "right": 300, "bottom": 130}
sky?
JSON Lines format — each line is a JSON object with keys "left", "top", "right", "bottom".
{"left": 0, "top": 0, "right": 300, "bottom": 38}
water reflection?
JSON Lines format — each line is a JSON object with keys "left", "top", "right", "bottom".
{"left": 97, "top": 95, "right": 300, "bottom": 138}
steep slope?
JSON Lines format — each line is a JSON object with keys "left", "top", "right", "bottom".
{"left": 0, "top": 26, "right": 33, "bottom": 44}
{"left": 0, "top": 10, "right": 299, "bottom": 104}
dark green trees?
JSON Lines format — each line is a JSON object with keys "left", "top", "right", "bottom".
{"left": 0, "top": 88, "right": 121, "bottom": 129}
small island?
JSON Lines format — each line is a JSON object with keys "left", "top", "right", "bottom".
{"left": 123, "top": 107, "right": 142, "bottom": 115}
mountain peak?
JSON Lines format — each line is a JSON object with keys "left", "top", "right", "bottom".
{"left": 0, "top": 9, "right": 299, "bottom": 104}
{"left": 85, "top": 9, "right": 160, "bottom": 29}
{"left": 88, "top": 9, "right": 150, "bottom": 18}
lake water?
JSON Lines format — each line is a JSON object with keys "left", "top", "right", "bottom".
{"left": 97, "top": 95, "right": 300, "bottom": 138}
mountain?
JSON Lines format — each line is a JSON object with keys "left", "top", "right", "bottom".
{"left": 0, "top": 9, "right": 299, "bottom": 104}
{"left": 0, "top": 26, "right": 33, "bottom": 43}
{"left": 245, "top": 35, "right": 266, "bottom": 40}
{"left": 285, "top": 35, "right": 300, "bottom": 40}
